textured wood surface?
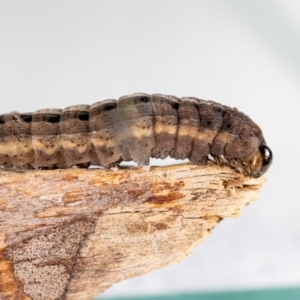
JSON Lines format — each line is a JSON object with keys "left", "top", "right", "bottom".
{"left": 0, "top": 164, "right": 264, "bottom": 300}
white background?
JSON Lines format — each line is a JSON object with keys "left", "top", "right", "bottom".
{"left": 0, "top": 0, "right": 299, "bottom": 298}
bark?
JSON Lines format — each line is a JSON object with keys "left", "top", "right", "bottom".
{"left": 0, "top": 163, "right": 264, "bottom": 300}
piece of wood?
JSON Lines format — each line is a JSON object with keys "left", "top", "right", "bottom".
{"left": 0, "top": 164, "right": 264, "bottom": 300}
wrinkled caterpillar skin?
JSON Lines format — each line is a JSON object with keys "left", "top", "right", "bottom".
{"left": 0, "top": 93, "right": 272, "bottom": 178}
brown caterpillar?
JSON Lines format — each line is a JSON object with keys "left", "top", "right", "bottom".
{"left": 0, "top": 93, "right": 272, "bottom": 178}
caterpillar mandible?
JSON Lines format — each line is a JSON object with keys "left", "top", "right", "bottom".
{"left": 0, "top": 93, "right": 272, "bottom": 178}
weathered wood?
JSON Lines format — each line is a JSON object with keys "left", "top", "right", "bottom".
{"left": 0, "top": 164, "right": 264, "bottom": 300}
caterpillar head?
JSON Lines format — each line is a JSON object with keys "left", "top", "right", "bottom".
{"left": 249, "top": 144, "right": 273, "bottom": 178}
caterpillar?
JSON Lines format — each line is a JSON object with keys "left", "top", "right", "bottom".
{"left": 0, "top": 93, "right": 272, "bottom": 178}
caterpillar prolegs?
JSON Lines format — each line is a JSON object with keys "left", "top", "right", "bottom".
{"left": 0, "top": 93, "right": 272, "bottom": 178}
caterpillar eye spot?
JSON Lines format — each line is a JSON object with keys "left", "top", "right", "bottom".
{"left": 140, "top": 97, "right": 149, "bottom": 103}
{"left": 78, "top": 112, "right": 89, "bottom": 121}
{"left": 46, "top": 114, "right": 60, "bottom": 123}
{"left": 104, "top": 104, "right": 116, "bottom": 111}
{"left": 21, "top": 114, "right": 33, "bottom": 123}
{"left": 213, "top": 106, "right": 224, "bottom": 116}
{"left": 0, "top": 116, "right": 5, "bottom": 124}
{"left": 171, "top": 103, "right": 179, "bottom": 110}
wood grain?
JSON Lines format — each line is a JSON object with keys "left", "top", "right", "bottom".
{"left": 0, "top": 163, "right": 264, "bottom": 300}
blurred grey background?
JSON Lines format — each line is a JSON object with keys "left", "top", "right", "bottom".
{"left": 0, "top": 0, "right": 299, "bottom": 298}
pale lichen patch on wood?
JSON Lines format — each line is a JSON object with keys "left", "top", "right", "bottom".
{"left": 3, "top": 219, "right": 95, "bottom": 300}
